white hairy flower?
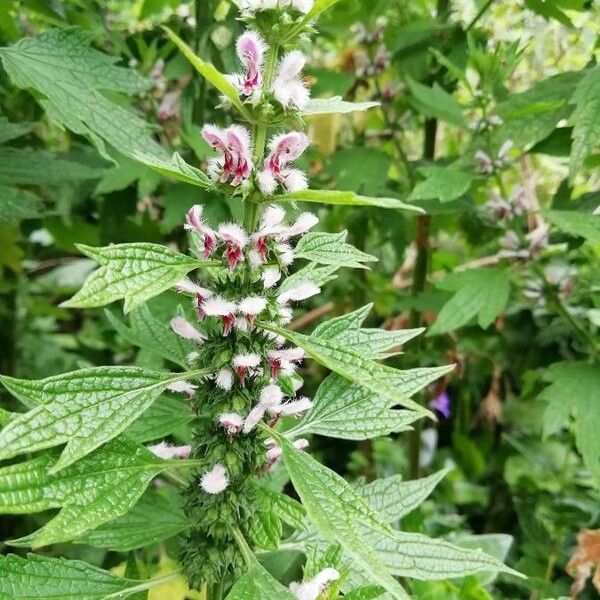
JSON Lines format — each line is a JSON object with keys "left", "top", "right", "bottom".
{"left": 200, "top": 463, "right": 229, "bottom": 494}
{"left": 170, "top": 317, "right": 205, "bottom": 344}
{"left": 167, "top": 380, "right": 198, "bottom": 398}
{"left": 277, "top": 282, "right": 320, "bottom": 304}
{"left": 148, "top": 442, "right": 192, "bottom": 460}
{"left": 262, "top": 266, "right": 282, "bottom": 289}
{"left": 289, "top": 568, "right": 340, "bottom": 600}
{"left": 219, "top": 412, "right": 245, "bottom": 435}
{"left": 215, "top": 368, "right": 234, "bottom": 391}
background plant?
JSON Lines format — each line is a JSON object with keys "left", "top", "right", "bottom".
{"left": 0, "top": 0, "right": 599, "bottom": 599}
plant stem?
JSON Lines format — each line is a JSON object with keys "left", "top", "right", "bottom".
{"left": 406, "top": 0, "right": 449, "bottom": 480}
{"left": 231, "top": 526, "right": 258, "bottom": 569}
{"left": 466, "top": 0, "right": 495, "bottom": 31}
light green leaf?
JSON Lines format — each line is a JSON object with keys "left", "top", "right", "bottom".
{"left": 62, "top": 243, "right": 207, "bottom": 313}
{"left": 0, "top": 185, "right": 44, "bottom": 224}
{"left": 0, "top": 28, "right": 209, "bottom": 186}
{"left": 163, "top": 27, "right": 243, "bottom": 112}
{"left": 76, "top": 488, "right": 191, "bottom": 551}
{"left": 0, "top": 438, "right": 165, "bottom": 547}
{"left": 127, "top": 394, "right": 193, "bottom": 443}
{"left": 288, "top": 374, "right": 420, "bottom": 440}
{"left": 570, "top": 66, "right": 600, "bottom": 177}
{"left": 0, "top": 553, "right": 177, "bottom": 599}
{"left": 545, "top": 210, "right": 600, "bottom": 243}
{"left": 280, "top": 436, "right": 411, "bottom": 600}
{"left": 278, "top": 263, "right": 339, "bottom": 295}
{"left": 406, "top": 77, "right": 466, "bottom": 128}
{"left": 301, "top": 97, "right": 379, "bottom": 115}
{"left": 343, "top": 587, "right": 386, "bottom": 600}
{"left": 313, "top": 304, "right": 424, "bottom": 358}
{"left": 256, "top": 487, "right": 307, "bottom": 532}
{"left": 357, "top": 469, "right": 449, "bottom": 522}
{"left": 106, "top": 305, "right": 193, "bottom": 368}
{"left": 428, "top": 268, "right": 510, "bottom": 336}
{"left": 294, "top": 231, "right": 377, "bottom": 269}
{"left": 0, "top": 116, "right": 34, "bottom": 144}
{"left": 541, "top": 362, "right": 600, "bottom": 485}
{"left": 409, "top": 166, "right": 474, "bottom": 203}
{"left": 226, "top": 565, "right": 298, "bottom": 599}
{"left": 303, "top": 0, "right": 344, "bottom": 21}
{"left": 275, "top": 189, "right": 424, "bottom": 212}
{"left": 261, "top": 323, "right": 448, "bottom": 418}
{"left": 0, "top": 366, "right": 201, "bottom": 472}
{"left": 247, "top": 511, "right": 282, "bottom": 551}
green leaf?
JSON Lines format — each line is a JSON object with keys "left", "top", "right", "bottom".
{"left": 525, "top": 0, "right": 573, "bottom": 26}
{"left": 312, "top": 303, "right": 424, "bottom": 358}
{"left": 274, "top": 189, "right": 425, "bottom": 212}
{"left": 541, "top": 362, "right": 600, "bottom": 485}
{"left": 294, "top": 231, "right": 377, "bottom": 269}
{"left": 127, "top": 394, "right": 193, "bottom": 443}
{"left": 247, "top": 511, "right": 283, "bottom": 551}
{"left": 545, "top": 210, "right": 600, "bottom": 243}
{"left": 106, "top": 305, "right": 193, "bottom": 368}
{"left": 0, "top": 553, "right": 176, "bottom": 599}
{"left": 261, "top": 323, "right": 449, "bottom": 418}
{"left": 280, "top": 436, "right": 411, "bottom": 600}
{"left": 343, "top": 587, "right": 386, "bottom": 600}
{"left": 357, "top": 469, "right": 449, "bottom": 522}
{"left": 0, "top": 438, "right": 166, "bottom": 547}
{"left": 62, "top": 243, "right": 206, "bottom": 313}
{"left": 428, "top": 268, "right": 510, "bottom": 336}
{"left": 226, "top": 565, "right": 298, "bottom": 599}
{"left": 301, "top": 97, "right": 379, "bottom": 115}
{"left": 278, "top": 263, "right": 339, "bottom": 295}
{"left": 163, "top": 27, "right": 243, "bottom": 112}
{"left": 288, "top": 374, "right": 421, "bottom": 440}
{"left": 0, "top": 28, "right": 209, "bottom": 187}
{"left": 570, "top": 68, "right": 600, "bottom": 176}
{"left": 406, "top": 77, "right": 466, "bottom": 128}
{"left": 303, "top": 0, "right": 344, "bottom": 21}
{"left": 0, "top": 116, "right": 34, "bottom": 144}
{"left": 256, "top": 487, "right": 307, "bottom": 532}
{"left": 409, "top": 166, "right": 474, "bottom": 203}
{"left": 76, "top": 488, "right": 191, "bottom": 551}
{"left": 0, "top": 366, "right": 199, "bottom": 472}
{"left": 0, "top": 554, "right": 138, "bottom": 599}
{"left": 0, "top": 185, "right": 44, "bottom": 224}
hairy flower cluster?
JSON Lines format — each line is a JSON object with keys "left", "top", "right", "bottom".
{"left": 235, "top": 0, "right": 314, "bottom": 16}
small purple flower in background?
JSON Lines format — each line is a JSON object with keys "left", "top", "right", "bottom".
{"left": 429, "top": 390, "right": 451, "bottom": 419}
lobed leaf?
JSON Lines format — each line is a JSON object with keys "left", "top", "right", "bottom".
{"left": 0, "top": 186, "right": 44, "bottom": 224}
{"left": 62, "top": 243, "right": 207, "bottom": 313}
{"left": 0, "top": 366, "right": 201, "bottom": 472}
{"left": 126, "top": 394, "right": 193, "bottom": 443}
{"left": 275, "top": 189, "right": 424, "bottom": 212}
{"left": 545, "top": 209, "right": 600, "bottom": 244}
{"left": 277, "top": 263, "right": 339, "bottom": 295}
{"left": 0, "top": 438, "right": 166, "bottom": 547}
{"left": 409, "top": 166, "right": 474, "bottom": 203}
{"left": 301, "top": 97, "right": 379, "bottom": 115}
{"left": 294, "top": 231, "right": 377, "bottom": 269}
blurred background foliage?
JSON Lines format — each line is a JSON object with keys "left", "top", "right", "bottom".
{"left": 0, "top": 0, "right": 599, "bottom": 598}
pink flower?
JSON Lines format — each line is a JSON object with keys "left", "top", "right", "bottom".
{"left": 235, "top": 31, "right": 267, "bottom": 97}
{"left": 271, "top": 51, "right": 310, "bottom": 109}
{"left": 265, "top": 437, "right": 309, "bottom": 471}
{"left": 219, "top": 412, "right": 244, "bottom": 436}
{"left": 232, "top": 353, "right": 262, "bottom": 385}
{"left": 258, "top": 132, "right": 310, "bottom": 195}
{"left": 149, "top": 442, "right": 192, "bottom": 460}
{"left": 243, "top": 384, "right": 284, "bottom": 433}
{"left": 184, "top": 205, "right": 217, "bottom": 258}
{"left": 218, "top": 223, "right": 249, "bottom": 270}
{"left": 277, "top": 282, "right": 320, "bottom": 304}
{"left": 202, "top": 296, "right": 237, "bottom": 336}
{"left": 238, "top": 296, "right": 268, "bottom": 326}
{"left": 268, "top": 347, "right": 305, "bottom": 379}
{"left": 269, "top": 396, "right": 312, "bottom": 418}
{"left": 167, "top": 380, "right": 198, "bottom": 399}
{"left": 262, "top": 266, "right": 282, "bottom": 289}
{"left": 201, "top": 124, "right": 253, "bottom": 186}
{"left": 170, "top": 317, "right": 206, "bottom": 344}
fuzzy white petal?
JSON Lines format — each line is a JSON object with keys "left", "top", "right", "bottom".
{"left": 200, "top": 463, "right": 229, "bottom": 494}
{"left": 170, "top": 317, "right": 205, "bottom": 344}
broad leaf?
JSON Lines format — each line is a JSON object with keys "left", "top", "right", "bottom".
{"left": 0, "top": 186, "right": 44, "bottom": 224}
{"left": 545, "top": 210, "right": 600, "bottom": 243}
{"left": 76, "top": 488, "right": 190, "bottom": 551}
{"left": 163, "top": 27, "right": 244, "bottom": 112}
{"left": 0, "top": 28, "right": 209, "bottom": 187}
{"left": 294, "top": 231, "right": 377, "bottom": 269}
{"left": 406, "top": 77, "right": 466, "bottom": 128}
{"left": 302, "top": 0, "right": 344, "bottom": 22}
{"left": 409, "top": 166, "right": 474, "bottom": 203}
{"left": 343, "top": 587, "right": 386, "bottom": 600}
{"left": 288, "top": 374, "right": 420, "bottom": 440}
{"left": 247, "top": 511, "right": 283, "bottom": 551}
{"left": 261, "top": 323, "right": 450, "bottom": 417}
{"left": 127, "top": 394, "right": 193, "bottom": 443}
{"left": 62, "top": 243, "right": 206, "bottom": 313}
{"left": 313, "top": 304, "right": 424, "bottom": 358}
{"left": 301, "top": 97, "right": 379, "bottom": 115}
{"left": 275, "top": 189, "right": 424, "bottom": 212}
{"left": 428, "top": 268, "right": 510, "bottom": 336}
{"left": 280, "top": 436, "right": 411, "bottom": 600}
{"left": 0, "top": 366, "right": 200, "bottom": 472}
{"left": 106, "top": 305, "right": 193, "bottom": 368}
{"left": 570, "top": 66, "right": 600, "bottom": 176}
{"left": 542, "top": 362, "right": 600, "bottom": 485}
{"left": 226, "top": 565, "right": 298, "bottom": 599}
{"left": 278, "top": 263, "right": 339, "bottom": 295}
{"left": 357, "top": 469, "right": 449, "bottom": 522}
{"left": 256, "top": 487, "right": 307, "bottom": 532}
{"left": 0, "top": 553, "right": 174, "bottom": 599}
{"left": 0, "top": 438, "right": 166, "bottom": 547}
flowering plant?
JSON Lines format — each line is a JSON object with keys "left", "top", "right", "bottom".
{"left": 0, "top": 1, "right": 522, "bottom": 598}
